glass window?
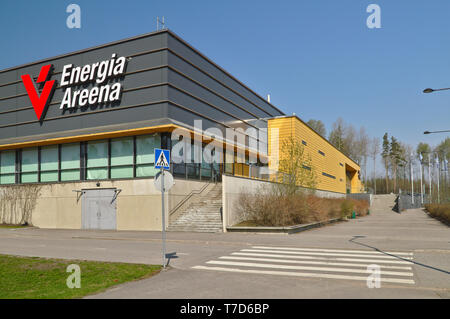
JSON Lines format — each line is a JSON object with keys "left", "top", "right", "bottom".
{"left": 212, "top": 162, "right": 220, "bottom": 178}
{"left": 0, "top": 150, "right": 16, "bottom": 184}
{"left": 204, "top": 148, "right": 220, "bottom": 179}
{"left": 187, "top": 143, "right": 200, "bottom": 178}
{"left": 171, "top": 136, "right": 187, "bottom": 177}
{"left": 136, "top": 134, "right": 160, "bottom": 177}
{"left": 224, "top": 163, "right": 233, "bottom": 174}
{"left": 40, "top": 145, "right": 58, "bottom": 182}
{"left": 61, "top": 143, "right": 80, "bottom": 181}
{"left": 111, "top": 137, "right": 133, "bottom": 179}
{"left": 21, "top": 148, "right": 38, "bottom": 183}
{"left": 201, "top": 147, "right": 212, "bottom": 178}
{"left": 87, "top": 140, "right": 108, "bottom": 180}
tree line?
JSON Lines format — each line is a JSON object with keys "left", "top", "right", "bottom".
{"left": 307, "top": 118, "right": 449, "bottom": 202}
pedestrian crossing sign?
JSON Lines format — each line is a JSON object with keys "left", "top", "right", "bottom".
{"left": 155, "top": 148, "right": 170, "bottom": 170}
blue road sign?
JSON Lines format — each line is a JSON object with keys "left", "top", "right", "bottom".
{"left": 155, "top": 148, "right": 170, "bottom": 169}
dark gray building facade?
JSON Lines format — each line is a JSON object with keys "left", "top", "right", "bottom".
{"left": 0, "top": 30, "right": 284, "bottom": 185}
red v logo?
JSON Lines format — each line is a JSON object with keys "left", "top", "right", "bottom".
{"left": 21, "top": 64, "right": 56, "bottom": 122}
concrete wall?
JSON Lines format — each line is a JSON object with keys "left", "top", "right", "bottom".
{"left": 315, "top": 189, "right": 346, "bottom": 199}
{"left": 31, "top": 179, "right": 163, "bottom": 231}
{"left": 222, "top": 175, "right": 346, "bottom": 231}
{"left": 0, "top": 178, "right": 207, "bottom": 231}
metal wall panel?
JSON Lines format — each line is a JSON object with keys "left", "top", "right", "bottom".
{"left": 168, "top": 69, "right": 255, "bottom": 122}
{"left": 167, "top": 33, "right": 284, "bottom": 118}
{"left": 167, "top": 51, "right": 272, "bottom": 120}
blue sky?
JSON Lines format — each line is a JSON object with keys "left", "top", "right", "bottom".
{"left": 1, "top": 0, "right": 449, "bottom": 158}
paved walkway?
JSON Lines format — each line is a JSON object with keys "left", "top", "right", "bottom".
{"left": 0, "top": 206, "right": 448, "bottom": 298}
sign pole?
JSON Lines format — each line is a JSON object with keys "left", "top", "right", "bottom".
{"left": 154, "top": 148, "right": 171, "bottom": 269}
{"left": 161, "top": 167, "right": 166, "bottom": 269}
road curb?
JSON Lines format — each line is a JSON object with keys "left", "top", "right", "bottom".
{"left": 226, "top": 218, "right": 344, "bottom": 234}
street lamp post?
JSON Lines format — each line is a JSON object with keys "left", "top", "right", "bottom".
{"left": 410, "top": 154, "right": 414, "bottom": 205}
{"left": 424, "top": 130, "right": 450, "bottom": 135}
{"left": 428, "top": 155, "right": 432, "bottom": 202}
{"left": 423, "top": 87, "right": 450, "bottom": 93}
{"left": 436, "top": 156, "right": 440, "bottom": 204}
{"left": 419, "top": 154, "right": 424, "bottom": 204}
{"left": 422, "top": 87, "right": 449, "bottom": 203}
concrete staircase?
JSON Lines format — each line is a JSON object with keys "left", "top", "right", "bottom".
{"left": 167, "top": 183, "right": 223, "bottom": 233}
{"left": 371, "top": 194, "right": 397, "bottom": 212}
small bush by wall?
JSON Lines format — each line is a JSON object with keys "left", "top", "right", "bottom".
{"left": 236, "top": 185, "right": 369, "bottom": 227}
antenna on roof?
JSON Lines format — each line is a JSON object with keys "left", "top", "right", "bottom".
{"left": 156, "top": 16, "right": 167, "bottom": 31}
{"left": 267, "top": 94, "right": 271, "bottom": 103}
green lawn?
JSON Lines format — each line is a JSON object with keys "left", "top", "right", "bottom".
{"left": 0, "top": 254, "right": 161, "bottom": 299}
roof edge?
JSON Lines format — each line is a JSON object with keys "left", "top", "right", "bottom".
{"left": 0, "top": 29, "right": 170, "bottom": 74}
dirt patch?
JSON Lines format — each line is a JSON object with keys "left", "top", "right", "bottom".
{"left": 19, "top": 261, "right": 67, "bottom": 271}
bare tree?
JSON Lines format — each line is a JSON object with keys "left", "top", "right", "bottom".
{"left": 345, "top": 125, "right": 357, "bottom": 161}
{"left": 403, "top": 143, "right": 414, "bottom": 192}
{"left": 277, "top": 136, "right": 317, "bottom": 196}
{"left": 356, "top": 127, "right": 370, "bottom": 184}
{"left": 370, "top": 137, "right": 380, "bottom": 194}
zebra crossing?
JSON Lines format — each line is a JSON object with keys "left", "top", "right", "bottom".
{"left": 192, "top": 245, "right": 415, "bottom": 285}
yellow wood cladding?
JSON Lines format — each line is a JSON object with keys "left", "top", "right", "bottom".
{"left": 268, "top": 116, "right": 362, "bottom": 194}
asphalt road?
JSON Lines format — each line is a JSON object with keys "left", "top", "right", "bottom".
{"left": 0, "top": 207, "right": 448, "bottom": 298}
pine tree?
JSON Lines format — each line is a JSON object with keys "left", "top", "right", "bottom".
{"left": 389, "top": 136, "right": 404, "bottom": 193}
{"left": 329, "top": 118, "right": 346, "bottom": 153}
{"left": 381, "top": 133, "right": 390, "bottom": 193}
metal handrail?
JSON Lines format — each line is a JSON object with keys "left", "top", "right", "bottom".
{"left": 169, "top": 182, "right": 211, "bottom": 216}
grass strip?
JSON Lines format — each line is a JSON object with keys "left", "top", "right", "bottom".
{"left": 0, "top": 254, "right": 161, "bottom": 299}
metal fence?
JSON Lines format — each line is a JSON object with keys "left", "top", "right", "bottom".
{"left": 347, "top": 193, "right": 372, "bottom": 206}
{"left": 395, "top": 193, "right": 430, "bottom": 212}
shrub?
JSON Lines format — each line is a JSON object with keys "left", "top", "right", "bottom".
{"left": 235, "top": 185, "right": 371, "bottom": 227}
{"left": 340, "top": 200, "right": 354, "bottom": 219}
{"left": 350, "top": 198, "right": 369, "bottom": 216}
{"left": 424, "top": 203, "right": 450, "bottom": 225}
{"left": 0, "top": 185, "right": 42, "bottom": 225}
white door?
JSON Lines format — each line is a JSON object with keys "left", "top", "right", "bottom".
{"left": 81, "top": 189, "right": 117, "bottom": 230}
